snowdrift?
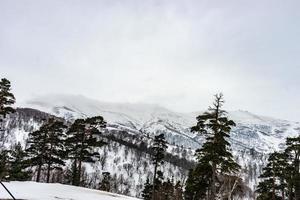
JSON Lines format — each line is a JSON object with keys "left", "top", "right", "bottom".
{"left": 0, "top": 181, "right": 139, "bottom": 200}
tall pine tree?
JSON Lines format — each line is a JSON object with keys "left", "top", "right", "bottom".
{"left": 65, "top": 116, "right": 106, "bottom": 186}
{"left": 26, "top": 118, "right": 67, "bottom": 182}
{"left": 0, "top": 78, "right": 15, "bottom": 121}
{"left": 256, "top": 136, "right": 300, "bottom": 200}
{"left": 142, "top": 178, "right": 153, "bottom": 200}
{"left": 285, "top": 136, "right": 300, "bottom": 200}
{"left": 151, "top": 133, "right": 167, "bottom": 200}
{"left": 7, "top": 143, "right": 31, "bottom": 181}
{"left": 256, "top": 152, "right": 287, "bottom": 200}
{"left": 190, "top": 93, "right": 240, "bottom": 199}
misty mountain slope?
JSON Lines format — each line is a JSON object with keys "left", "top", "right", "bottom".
{"left": 24, "top": 94, "right": 300, "bottom": 153}
{"left": 0, "top": 108, "right": 192, "bottom": 197}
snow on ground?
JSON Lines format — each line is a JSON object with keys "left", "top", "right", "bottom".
{"left": 0, "top": 181, "right": 140, "bottom": 200}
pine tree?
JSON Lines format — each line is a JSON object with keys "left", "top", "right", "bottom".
{"left": 174, "top": 181, "right": 184, "bottom": 200}
{"left": 0, "top": 150, "right": 10, "bottom": 180}
{"left": 190, "top": 93, "right": 240, "bottom": 199}
{"left": 44, "top": 119, "right": 67, "bottom": 183}
{"left": 26, "top": 118, "right": 67, "bottom": 182}
{"left": 256, "top": 152, "right": 287, "bottom": 200}
{"left": 99, "top": 172, "right": 111, "bottom": 192}
{"left": 65, "top": 116, "right": 106, "bottom": 186}
{"left": 7, "top": 143, "right": 31, "bottom": 181}
{"left": 285, "top": 136, "right": 300, "bottom": 200}
{"left": 142, "top": 178, "right": 153, "bottom": 200}
{"left": 184, "top": 162, "right": 213, "bottom": 200}
{"left": 151, "top": 133, "right": 167, "bottom": 200}
{"left": 0, "top": 78, "right": 15, "bottom": 121}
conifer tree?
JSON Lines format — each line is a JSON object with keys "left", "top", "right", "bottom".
{"left": 7, "top": 143, "right": 31, "bottom": 181}
{"left": 184, "top": 162, "right": 213, "bottom": 200}
{"left": 26, "top": 118, "right": 67, "bottom": 182}
{"left": 256, "top": 136, "right": 300, "bottom": 200}
{"left": 256, "top": 152, "right": 287, "bottom": 200}
{"left": 99, "top": 172, "right": 111, "bottom": 192}
{"left": 190, "top": 93, "right": 240, "bottom": 199}
{"left": 65, "top": 116, "right": 106, "bottom": 186}
{"left": 0, "top": 78, "right": 15, "bottom": 121}
{"left": 285, "top": 136, "right": 300, "bottom": 199}
{"left": 0, "top": 150, "right": 10, "bottom": 179}
{"left": 142, "top": 178, "right": 153, "bottom": 200}
{"left": 151, "top": 133, "right": 167, "bottom": 200}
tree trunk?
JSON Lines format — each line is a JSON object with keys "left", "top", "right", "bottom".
{"left": 294, "top": 156, "right": 300, "bottom": 200}
{"left": 72, "top": 159, "right": 77, "bottom": 186}
{"left": 272, "top": 177, "right": 276, "bottom": 200}
{"left": 36, "top": 164, "right": 42, "bottom": 182}
{"left": 152, "top": 162, "right": 158, "bottom": 200}
{"left": 295, "top": 173, "right": 300, "bottom": 200}
{"left": 211, "top": 163, "right": 217, "bottom": 200}
{"left": 77, "top": 160, "right": 82, "bottom": 186}
{"left": 46, "top": 162, "right": 51, "bottom": 183}
{"left": 288, "top": 182, "right": 293, "bottom": 200}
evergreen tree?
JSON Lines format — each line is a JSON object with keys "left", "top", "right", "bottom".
{"left": 142, "top": 178, "right": 153, "bottom": 200}
{"left": 0, "top": 150, "right": 10, "bottom": 179}
{"left": 256, "top": 152, "right": 287, "bottom": 200}
{"left": 256, "top": 136, "right": 300, "bottom": 200}
{"left": 7, "top": 143, "right": 31, "bottom": 181}
{"left": 99, "top": 172, "right": 111, "bottom": 192}
{"left": 174, "top": 181, "right": 184, "bottom": 200}
{"left": 184, "top": 162, "right": 213, "bottom": 200}
{"left": 151, "top": 133, "right": 167, "bottom": 200}
{"left": 0, "top": 78, "right": 15, "bottom": 121}
{"left": 190, "top": 93, "right": 240, "bottom": 199}
{"left": 285, "top": 136, "right": 300, "bottom": 200}
{"left": 65, "top": 116, "right": 106, "bottom": 186}
{"left": 26, "top": 118, "right": 67, "bottom": 182}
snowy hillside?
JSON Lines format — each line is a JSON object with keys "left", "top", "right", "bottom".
{"left": 3, "top": 94, "right": 298, "bottom": 197}
{"left": 0, "top": 181, "right": 139, "bottom": 200}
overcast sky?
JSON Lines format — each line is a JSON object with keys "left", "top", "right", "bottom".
{"left": 1, "top": 0, "right": 300, "bottom": 120}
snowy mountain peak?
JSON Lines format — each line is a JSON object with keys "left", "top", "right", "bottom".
{"left": 23, "top": 94, "right": 299, "bottom": 152}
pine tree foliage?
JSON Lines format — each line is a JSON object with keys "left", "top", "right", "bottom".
{"left": 184, "top": 162, "right": 213, "bottom": 200}
{"left": 26, "top": 118, "right": 67, "bottom": 182}
{"left": 256, "top": 135, "right": 300, "bottom": 200}
{"left": 256, "top": 152, "right": 287, "bottom": 200}
{"left": 189, "top": 93, "right": 240, "bottom": 199}
{"left": 0, "top": 149, "right": 10, "bottom": 179}
{"left": 285, "top": 136, "right": 300, "bottom": 200}
{"left": 142, "top": 176, "right": 183, "bottom": 200}
{"left": 151, "top": 133, "right": 167, "bottom": 199}
{"left": 142, "top": 178, "right": 153, "bottom": 200}
{"left": 0, "top": 78, "right": 15, "bottom": 121}
{"left": 65, "top": 116, "right": 107, "bottom": 186}
{"left": 7, "top": 142, "right": 31, "bottom": 181}
{"left": 99, "top": 172, "right": 111, "bottom": 192}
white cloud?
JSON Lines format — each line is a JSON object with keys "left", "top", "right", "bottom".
{"left": 1, "top": 0, "right": 300, "bottom": 120}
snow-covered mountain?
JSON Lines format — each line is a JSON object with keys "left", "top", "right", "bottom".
{"left": 2, "top": 94, "right": 299, "bottom": 198}
{"left": 24, "top": 94, "right": 300, "bottom": 153}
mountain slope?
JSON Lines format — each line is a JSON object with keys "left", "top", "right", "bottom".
{"left": 24, "top": 94, "right": 300, "bottom": 152}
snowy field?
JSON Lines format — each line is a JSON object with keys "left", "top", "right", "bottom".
{"left": 0, "top": 181, "right": 139, "bottom": 200}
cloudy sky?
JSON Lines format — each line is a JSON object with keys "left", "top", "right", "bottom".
{"left": 1, "top": 0, "right": 300, "bottom": 120}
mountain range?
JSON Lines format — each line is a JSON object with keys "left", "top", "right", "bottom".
{"left": 1, "top": 94, "right": 299, "bottom": 198}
